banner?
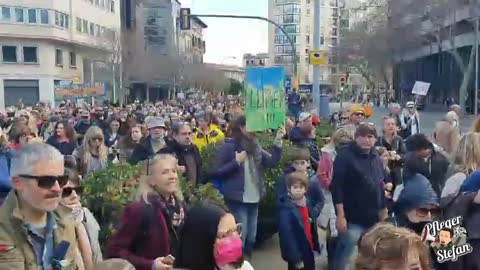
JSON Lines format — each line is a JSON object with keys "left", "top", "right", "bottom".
{"left": 245, "top": 67, "right": 286, "bottom": 132}
{"left": 55, "top": 82, "right": 106, "bottom": 100}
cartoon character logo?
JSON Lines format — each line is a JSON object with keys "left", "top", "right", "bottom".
{"left": 420, "top": 216, "right": 473, "bottom": 263}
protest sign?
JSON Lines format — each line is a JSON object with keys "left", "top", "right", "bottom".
{"left": 411, "top": 81, "right": 431, "bottom": 96}
{"left": 245, "top": 67, "right": 286, "bottom": 132}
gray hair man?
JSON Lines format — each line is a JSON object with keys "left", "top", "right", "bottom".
{"left": 0, "top": 143, "right": 85, "bottom": 269}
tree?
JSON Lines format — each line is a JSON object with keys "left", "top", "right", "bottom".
{"left": 227, "top": 79, "right": 243, "bottom": 95}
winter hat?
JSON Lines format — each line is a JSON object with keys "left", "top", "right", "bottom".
{"left": 394, "top": 174, "right": 439, "bottom": 215}
{"left": 460, "top": 170, "right": 480, "bottom": 193}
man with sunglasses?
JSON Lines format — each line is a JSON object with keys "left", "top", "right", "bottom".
{"left": 0, "top": 143, "right": 84, "bottom": 269}
{"left": 336, "top": 104, "right": 366, "bottom": 140}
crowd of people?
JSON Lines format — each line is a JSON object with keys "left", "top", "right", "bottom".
{"left": 0, "top": 96, "right": 478, "bottom": 270}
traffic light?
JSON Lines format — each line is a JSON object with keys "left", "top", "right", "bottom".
{"left": 179, "top": 8, "right": 191, "bottom": 30}
{"left": 340, "top": 77, "right": 346, "bottom": 91}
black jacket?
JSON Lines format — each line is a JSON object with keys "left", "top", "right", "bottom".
{"left": 403, "top": 151, "right": 449, "bottom": 197}
{"left": 158, "top": 140, "right": 203, "bottom": 185}
{"left": 331, "top": 142, "right": 387, "bottom": 228}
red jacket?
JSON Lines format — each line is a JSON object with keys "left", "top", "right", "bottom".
{"left": 107, "top": 196, "right": 182, "bottom": 270}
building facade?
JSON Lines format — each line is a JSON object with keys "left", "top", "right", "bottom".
{"left": 268, "top": 0, "right": 350, "bottom": 87}
{"left": 179, "top": 17, "right": 207, "bottom": 64}
{"left": 120, "top": 0, "right": 207, "bottom": 102}
{"left": 205, "top": 63, "right": 245, "bottom": 83}
{"left": 391, "top": 2, "right": 480, "bottom": 109}
{"left": 243, "top": 53, "right": 269, "bottom": 67}
{"left": 0, "top": 0, "right": 121, "bottom": 108}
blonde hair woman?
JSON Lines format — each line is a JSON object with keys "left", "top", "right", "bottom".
{"left": 433, "top": 120, "right": 459, "bottom": 156}
{"left": 441, "top": 132, "right": 480, "bottom": 198}
{"left": 356, "top": 223, "right": 432, "bottom": 270}
{"left": 107, "top": 154, "right": 187, "bottom": 270}
{"left": 73, "top": 126, "right": 108, "bottom": 177}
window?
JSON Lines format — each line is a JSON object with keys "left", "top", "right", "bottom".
{"left": 23, "top": 47, "right": 38, "bottom": 63}
{"left": 82, "top": 20, "right": 88, "bottom": 33}
{"left": 331, "top": 37, "right": 338, "bottom": 46}
{"left": 95, "top": 24, "right": 100, "bottom": 36}
{"left": 306, "top": 9, "right": 310, "bottom": 15}
{"left": 1, "top": 7, "right": 11, "bottom": 21}
{"left": 15, "top": 8, "right": 24, "bottom": 23}
{"left": 100, "top": 0, "right": 105, "bottom": 8}
{"left": 89, "top": 22, "right": 95, "bottom": 35}
{"left": 331, "top": 66, "right": 337, "bottom": 74}
{"left": 95, "top": 0, "right": 100, "bottom": 5}
{"left": 40, "top": 10, "right": 48, "bottom": 24}
{"left": 331, "top": 27, "right": 338, "bottom": 36}
{"left": 2, "top": 46, "right": 17, "bottom": 62}
{"left": 306, "top": 0, "right": 310, "bottom": 3}
{"left": 69, "top": 51, "right": 76, "bottom": 67}
{"left": 111, "top": 0, "right": 115, "bottom": 12}
{"left": 55, "top": 49, "right": 63, "bottom": 66}
{"left": 76, "top": 17, "right": 82, "bottom": 32}
{"left": 320, "top": 35, "right": 324, "bottom": 45}
{"left": 306, "top": 35, "right": 310, "bottom": 44}
{"left": 54, "top": 12, "right": 68, "bottom": 29}
{"left": 28, "top": 9, "right": 37, "bottom": 23}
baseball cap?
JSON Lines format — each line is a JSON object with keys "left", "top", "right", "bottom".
{"left": 298, "top": 112, "right": 312, "bottom": 122}
{"left": 350, "top": 105, "right": 365, "bottom": 116}
{"left": 146, "top": 117, "right": 166, "bottom": 129}
{"left": 406, "top": 101, "right": 415, "bottom": 108}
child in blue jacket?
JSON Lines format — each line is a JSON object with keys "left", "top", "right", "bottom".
{"left": 279, "top": 172, "right": 321, "bottom": 270}
{"left": 276, "top": 147, "right": 324, "bottom": 220}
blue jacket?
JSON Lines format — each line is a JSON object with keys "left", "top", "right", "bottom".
{"left": 276, "top": 166, "right": 324, "bottom": 220}
{"left": 211, "top": 138, "right": 282, "bottom": 202}
{"left": 289, "top": 127, "right": 320, "bottom": 170}
{"left": 331, "top": 142, "right": 387, "bottom": 228}
{"left": 0, "top": 148, "right": 12, "bottom": 195}
{"left": 278, "top": 195, "right": 320, "bottom": 270}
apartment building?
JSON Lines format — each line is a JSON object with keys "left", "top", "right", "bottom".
{"left": 179, "top": 16, "right": 207, "bottom": 64}
{"left": 243, "top": 53, "right": 269, "bottom": 67}
{"left": 268, "top": 0, "right": 350, "bottom": 87}
{"left": 0, "top": 0, "right": 121, "bottom": 108}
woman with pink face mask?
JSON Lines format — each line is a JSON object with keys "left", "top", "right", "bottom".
{"left": 175, "top": 202, "right": 254, "bottom": 270}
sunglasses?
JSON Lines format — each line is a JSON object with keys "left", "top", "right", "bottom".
{"left": 62, "top": 186, "right": 83, "bottom": 197}
{"left": 91, "top": 137, "right": 103, "bottom": 141}
{"left": 416, "top": 207, "right": 441, "bottom": 218}
{"left": 217, "top": 223, "right": 242, "bottom": 239}
{"left": 19, "top": 174, "right": 69, "bottom": 189}
{"left": 354, "top": 113, "right": 365, "bottom": 117}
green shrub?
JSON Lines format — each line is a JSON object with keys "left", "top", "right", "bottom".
{"left": 82, "top": 123, "right": 332, "bottom": 248}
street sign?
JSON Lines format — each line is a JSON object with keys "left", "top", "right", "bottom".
{"left": 180, "top": 8, "right": 191, "bottom": 30}
{"left": 309, "top": 50, "right": 327, "bottom": 65}
{"left": 285, "top": 77, "right": 292, "bottom": 92}
{"left": 411, "top": 81, "right": 431, "bottom": 96}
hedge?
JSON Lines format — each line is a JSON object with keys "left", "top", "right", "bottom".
{"left": 82, "top": 121, "right": 333, "bottom": 249}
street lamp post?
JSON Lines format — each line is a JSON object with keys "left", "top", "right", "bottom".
{"left": 313, "top": 0, "right": 321, "bottom": 116}
{"left": 475, "top": 18, "right": 479, "bottom": 115}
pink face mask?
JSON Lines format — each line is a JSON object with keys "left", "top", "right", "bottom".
{"left": 214, "top": 235, "right": 243, "bottom": 267}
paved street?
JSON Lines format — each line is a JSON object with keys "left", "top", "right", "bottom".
{"left": 250, "top": 103, "right": 477, "bottom": 270}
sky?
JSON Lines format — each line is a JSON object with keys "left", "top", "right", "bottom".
{"left": 180, "top": 0, "right": 268, "bottom": 66}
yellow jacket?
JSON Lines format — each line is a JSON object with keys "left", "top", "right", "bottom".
{"left": 193, "top": 124, "right": 225, "bottom": 151}
{"left": 0, "top": 191, "right": 85, "bottom": 270}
